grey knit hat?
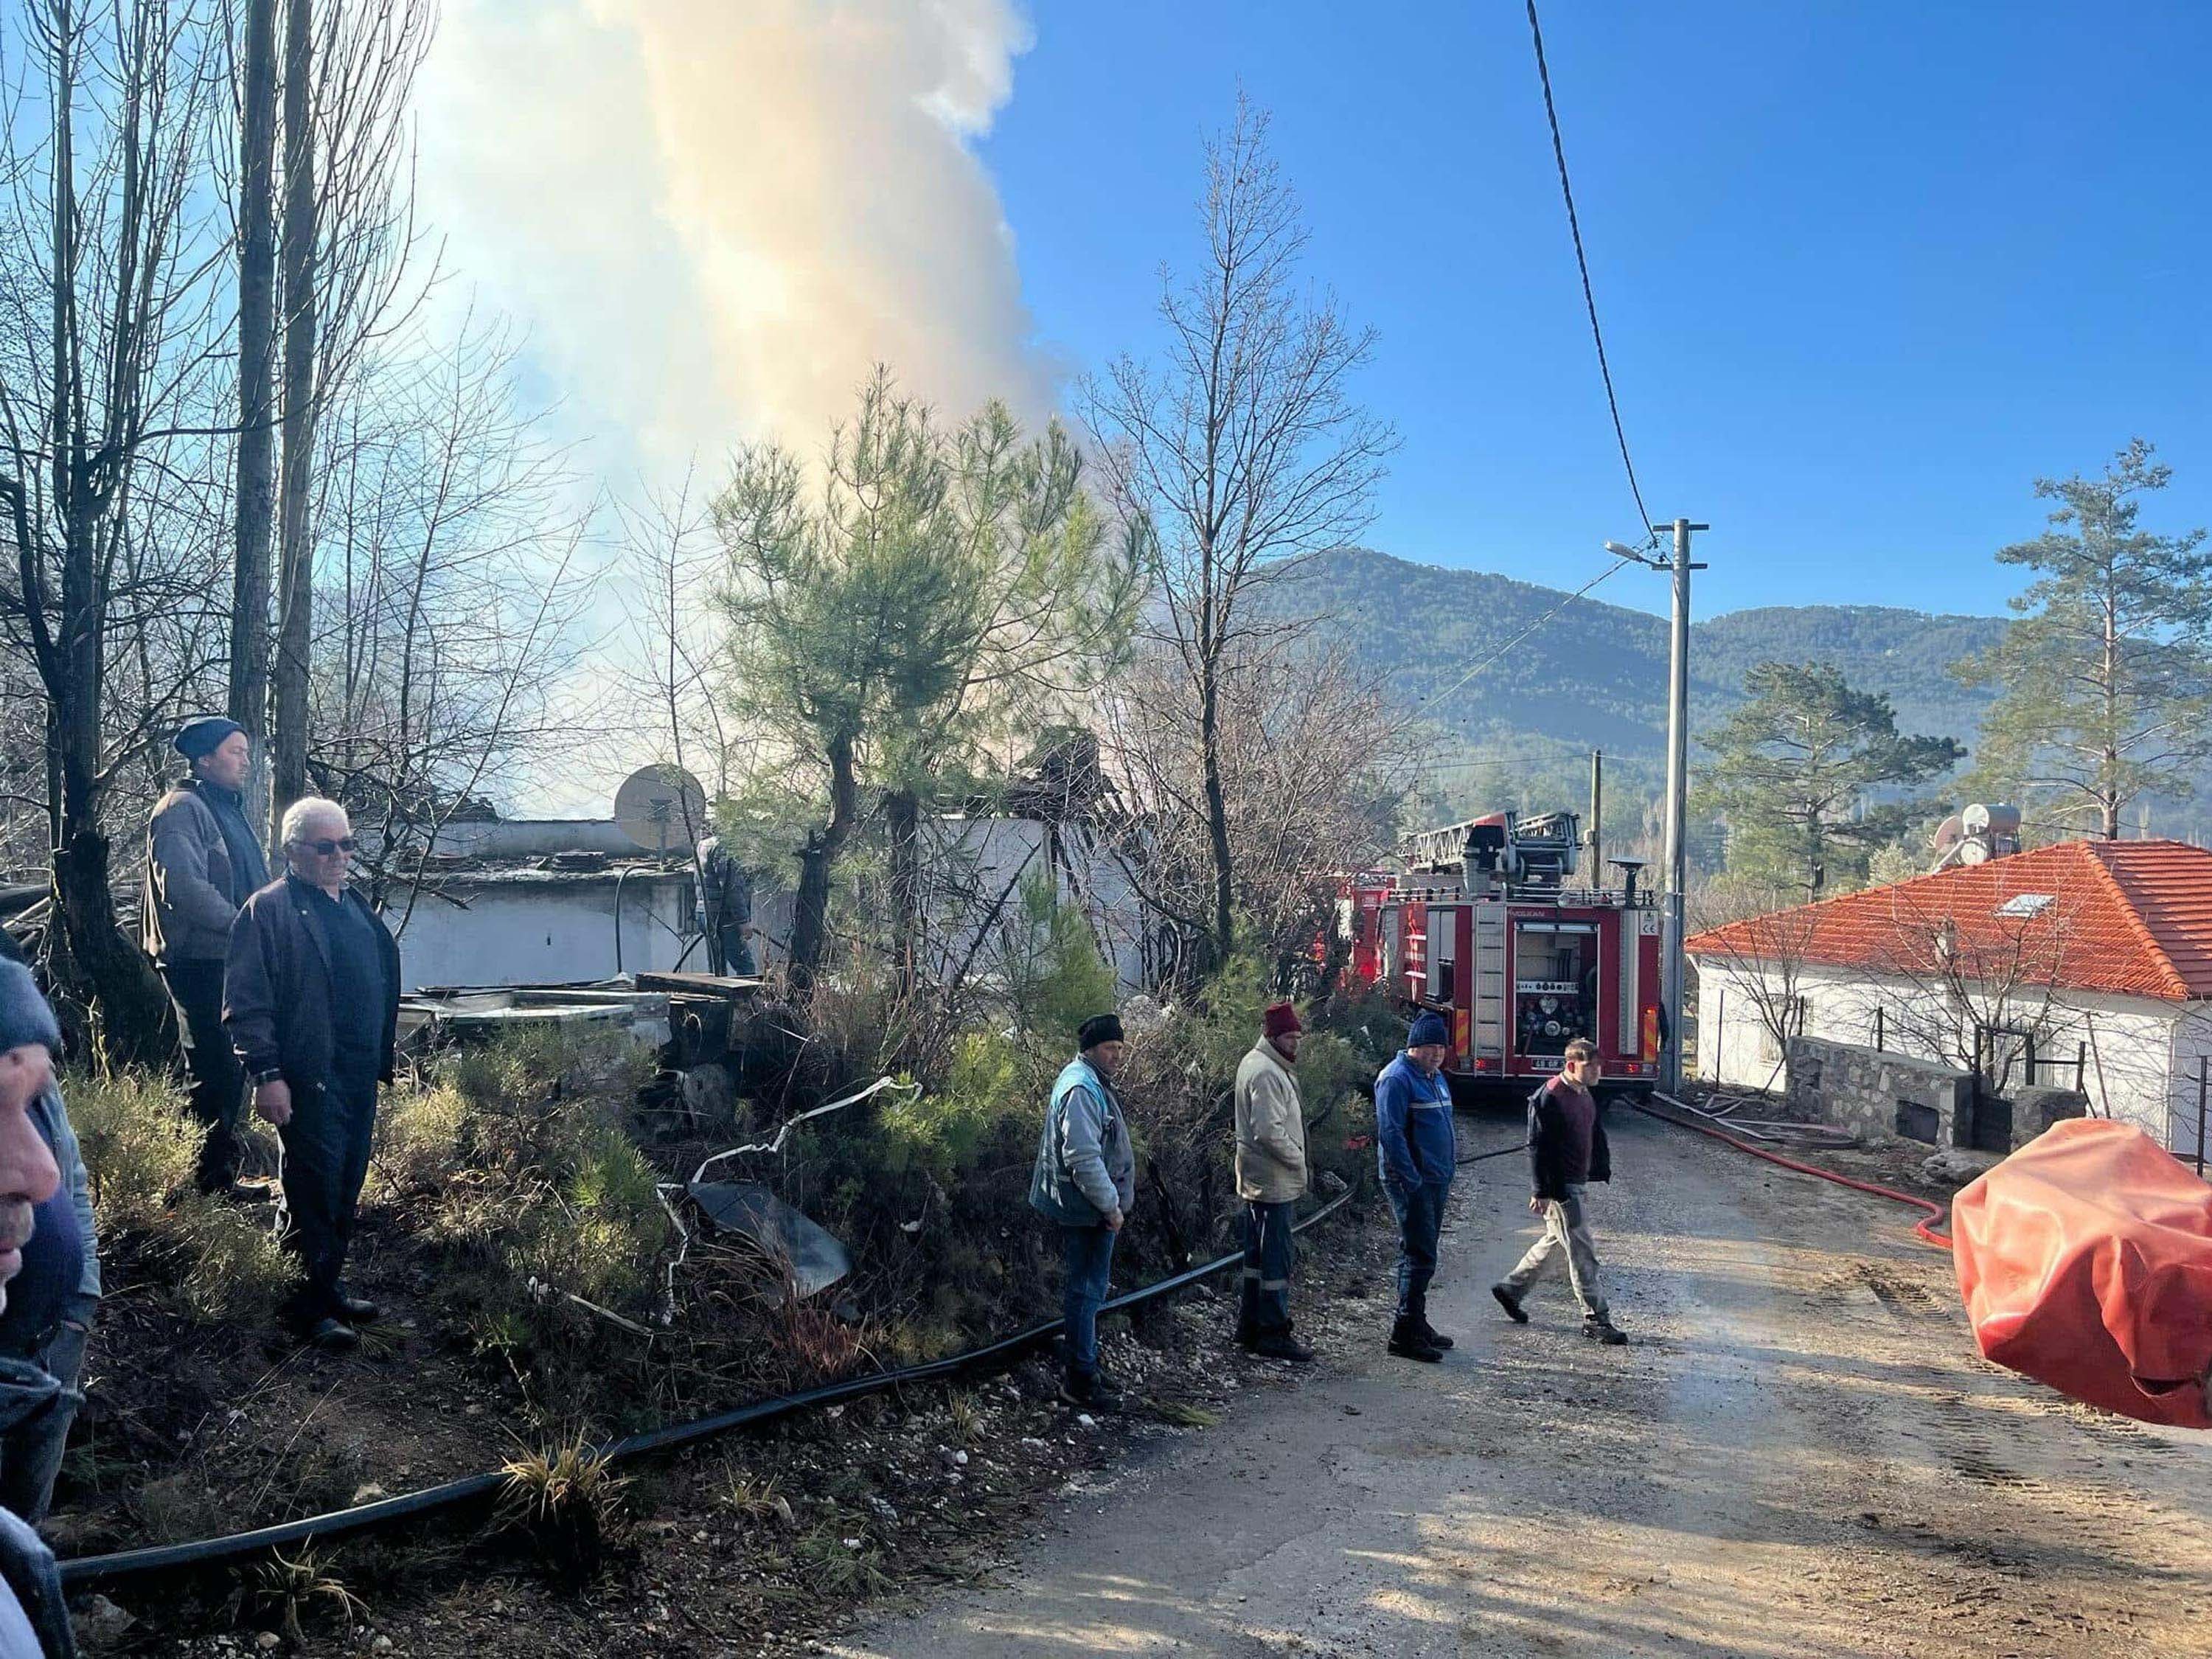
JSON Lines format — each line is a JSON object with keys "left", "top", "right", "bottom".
{"left": 0, "top": 961, "right": 60, "bottom": 1055}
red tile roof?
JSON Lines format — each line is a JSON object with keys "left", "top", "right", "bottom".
{"left": 1686, "top": 839, "right": 2212, "bottom": 1003}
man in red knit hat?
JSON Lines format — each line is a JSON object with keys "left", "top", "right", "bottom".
{"left": 1233, "top": 1001, "right": 1313, "bottom": 1360}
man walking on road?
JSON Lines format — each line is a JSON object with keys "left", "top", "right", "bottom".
{"left": 1493, "top": 1037, "right": 1627, "bottom": 1344}
{"left": 225, "top": 799, "right": 401, "bottom": 1351}
{"left": 1375, "top": 1011, "right": 1457, "bottom": 1362}
{"left": 1234, "top": 1001, "right": 1312, "bottom": 1361}
{"left": 140, "top": 716, "right": 268, "bottom": 1193}
{"left": 1029, "top": 1013, "right": 1136, "bottom": 1410}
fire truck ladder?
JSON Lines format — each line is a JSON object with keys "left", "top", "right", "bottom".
{"left": 1472, "top": 905, "right": 1508, "bottom": 1063}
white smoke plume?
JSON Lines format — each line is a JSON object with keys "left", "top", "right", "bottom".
{"left": 417, "top": 0, "right": 1049, "bottom": 462}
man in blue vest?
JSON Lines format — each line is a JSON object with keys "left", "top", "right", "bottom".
{"left": 1029, "top": 1013, "right": 1135, "bottom": 1410}
{"left": 1374, "top": 1011, "right": 1457, "bottom": 1362}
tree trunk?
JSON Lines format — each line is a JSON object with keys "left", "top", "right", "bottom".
{"left": 269, "top": 0, "right": 319, "bottom": 828}
{"left": 1198, "top": 659, "right": 1235, "bottom": 966}
{"left": 229, "top": 0, "right": 279, "bottom": 827}
{"left": 786, "top": 732, "right": 858, "bottom": 1001}
{"left": 886, "top": 785, "right": 922, "bottom": 998}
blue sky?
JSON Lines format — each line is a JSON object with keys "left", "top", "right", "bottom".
{"left": 978, "top": 1, "right": 2212, "bottom": 622}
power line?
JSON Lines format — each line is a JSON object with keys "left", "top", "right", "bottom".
{"left": 1526, "top": 0, "right": 1653, "bottom": 538}
{"left": 1413, "top": 551, "right": 1638, "bottom": 712}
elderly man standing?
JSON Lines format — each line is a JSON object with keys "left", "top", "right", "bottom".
{"left": 140, "top": 717, "right": 268, "bottom": 1193}
{"left": 1375, "top": 1010, "right": 1458, "bottom": 1363}
{"left": 1234, "top": 1001, "right": 1312, "bottom": 1361}
{"left": 1029, "top": 1012, "right": 1135, "bottom": 1411}
{"left": 224, "top": 799, "right": 400, "bottom": 1350}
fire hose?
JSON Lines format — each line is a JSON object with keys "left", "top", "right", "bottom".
{"left": 59, "top": 1186, "right": 1355, "bottom": 1589}
{"left": 1639, "top": 1093, "right": 1953, "bottom": 1251}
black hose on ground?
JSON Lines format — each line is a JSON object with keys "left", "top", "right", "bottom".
{"left": 1457, "top": 1141, "right": 1527, "bottom": 1167}
{"left": 60, "top": 1187, "right": 1357, "bottom": 1590}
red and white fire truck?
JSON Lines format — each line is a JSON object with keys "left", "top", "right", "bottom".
{"left": 1332, "top": 810, "right": 1666, "bottom": 1099}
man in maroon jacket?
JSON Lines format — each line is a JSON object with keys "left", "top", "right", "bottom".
{"left": 1492, "top": 1037, "right": 1627, "bottom": 1345}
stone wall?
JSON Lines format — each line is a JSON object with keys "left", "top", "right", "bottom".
{"left": 1786, "top": 1037, "right": 1976, "bottom": 1149}
{"left": 1784, "top": 1037, "right": 2091, "bottom": 1152}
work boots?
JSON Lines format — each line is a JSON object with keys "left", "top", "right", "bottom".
{"left": 1387, "top": 1314, "right": 1442, "bottom": 1363}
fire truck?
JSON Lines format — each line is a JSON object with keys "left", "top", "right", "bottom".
{"left": 1333, "top": 810, "right": 1666, "bottom": 1099}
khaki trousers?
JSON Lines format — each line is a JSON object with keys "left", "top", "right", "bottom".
{"left": 1503, "top": 1183, "right": 1608, "bottom": 1320}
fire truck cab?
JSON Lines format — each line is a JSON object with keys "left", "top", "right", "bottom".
{"left": 1337, "top": 810, "right": 1666, "bottom": 1100}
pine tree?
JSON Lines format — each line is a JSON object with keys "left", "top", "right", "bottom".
{"left": 1695, "top": 661, "right": 1963, "bottom": 897}
{"left": 1961, "top": 439, "right": 2212, "bottom": 838}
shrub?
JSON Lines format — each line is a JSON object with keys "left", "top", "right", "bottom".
{"left": 169, "top": 1197, "right": 291, "bottom": 1324}
{"left": 67, "top": 1067, "right": 202, "bottom": 1235}
{"left": 372, "top": 1078, "right": 467, "bottom": 1199}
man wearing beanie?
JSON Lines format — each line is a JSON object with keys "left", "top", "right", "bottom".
{"left": 0, "top": 964, "right": 99, "bottom": 1528}
{"left": 140, "top": 716, "right": 268, "bottom": 1194}
{"left": 1374, "top": 1010, "right": 1458, "bottom": 1361}
{"left": 1232, "top": 1001, "right": 1312, "bottom": 1361}
{"left": 0, "top": 970, "right": 77, "bottom": 1658}
{"left": 1029, "top": 1012, "right": 1136, "bottom": 1409}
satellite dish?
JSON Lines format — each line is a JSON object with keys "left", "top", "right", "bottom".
{"left": 1931, "top": 813, "right": 1964, "bottom": 855}
{"left": 613, "top": 765, "right": 708, "bottom": 855}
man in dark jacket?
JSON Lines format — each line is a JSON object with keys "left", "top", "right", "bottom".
{"left": 1492, "top": 1037, "right": 1627, "bottom": 1344}
{"left": 141, "top": 717, "right": 268, "bottom": 1192}
{"left": 224, "top": 798, "right": 400, "bottom": 1350}
{"left": 696, "top": 835, "right": 757, "bottom": 976}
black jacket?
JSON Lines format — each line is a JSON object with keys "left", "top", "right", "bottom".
{"left": 223, "top": 874, "right": 402, "bottom": 1089}
{"left": 1526, "top": 1079, "right": 1612, "bottom": 1202}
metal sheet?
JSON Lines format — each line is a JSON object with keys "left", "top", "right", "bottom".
{"left": 686, "top": 1180, "right": 852, "bottom": 1298}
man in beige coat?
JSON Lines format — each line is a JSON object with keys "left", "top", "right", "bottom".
{"left": 1234, "top": 1001, "right": 1313, "bottom": 1360}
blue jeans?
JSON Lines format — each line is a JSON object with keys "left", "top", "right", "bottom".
{"left": 1383, "top": 1173, "right": 1450, "bottom": 1318}
{"left": 1060, "top": 1223, "right": 1116, "bottom": 1377}
{"left": 0, "top": 1308, "right": 89, "bottom": 1523}
{"left": 1239, "top": 1200, "right": 1296, "bottom": 1337}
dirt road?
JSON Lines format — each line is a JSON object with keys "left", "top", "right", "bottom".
{"left": 834, "top": 1110, "right": 2212, "bottom": 1658}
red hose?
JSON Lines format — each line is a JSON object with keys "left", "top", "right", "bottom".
{"left": 1638, "top": 1099, "right": 1953, "bottom": 1250}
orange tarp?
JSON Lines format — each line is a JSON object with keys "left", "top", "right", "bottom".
{"left": 1952, "top": 1118, "right": 2212, "bottom": 1429}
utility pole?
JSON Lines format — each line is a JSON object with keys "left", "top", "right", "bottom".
{"left": 1654, "top": 518, "right": 1708, "bottom": 1093}
{"left": 1587, "top": 748, "right": 1603, "bottom": 880}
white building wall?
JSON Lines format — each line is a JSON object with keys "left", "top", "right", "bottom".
{"left": 1693, "top": 956, "right": 2188, "bottom": 1147}
{"left": 2166, "top": 1006, "right": 2212, "bottom": 1166}
{"left": 384, "top": 874, "right": 695, "bottom": 990}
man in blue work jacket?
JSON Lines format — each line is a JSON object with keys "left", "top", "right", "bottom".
{"left": 1375, "top": 1011, "right": 1457, "bottom": 1362}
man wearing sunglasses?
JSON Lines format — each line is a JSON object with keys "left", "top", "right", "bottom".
{"left": 223, "top": 798, "right": 401, "bottom": 1349}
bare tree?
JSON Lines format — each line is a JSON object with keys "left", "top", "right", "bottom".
{"left": 305, "top": 316, "right": 596, "bottom": 923}
{"left": 1085, "top": 95, "right": 1395, "bottom": 970}
{"left": 268, "top": 0, "right": 434, "bottom": 829}
{"left": 0, "top": 0, "right": 232, "bottom": 1054}
{"left": 1098, "top": 636, "right": 1413, "bottom": 990}
{"left": 615, "top": 468, "right": 744, "bottom": 806}
{"left": 1685, "top": 880, "right": 1823, "bottom": 1091}
{"left": 228, "top": 0, "right": 277, "bottom": 815}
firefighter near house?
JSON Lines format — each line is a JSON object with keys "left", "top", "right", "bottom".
{"left": 1330, "top": 809, "right": 1668, "bottom": 1101}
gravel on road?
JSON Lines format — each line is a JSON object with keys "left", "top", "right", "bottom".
{"left": 832, "top": 1108, "right": 2212, "bottom": 1658}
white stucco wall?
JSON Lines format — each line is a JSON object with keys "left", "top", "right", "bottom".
{"left": 919, "top": 818, "right": 1150, "bottom": 994}
{"left": 1691, "top": 956, "right": 2190, "bottom": 1149}
{"left": 383, "top": 872, "right": 696, "bottom": 990}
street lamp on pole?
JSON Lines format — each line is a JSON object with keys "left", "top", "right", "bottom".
{"left": 1604, "top": 523, "right": 1708, "bottom": 1094}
